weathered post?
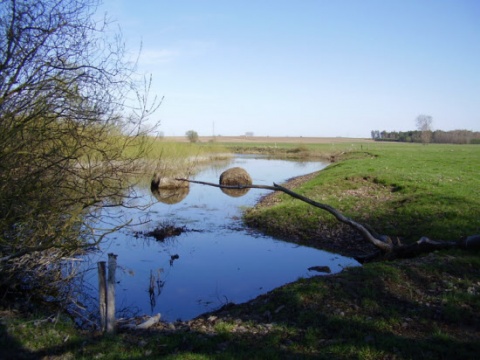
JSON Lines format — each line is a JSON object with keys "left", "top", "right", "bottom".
{"left": 97, "top": 261, "right": 107, "bottom": 332}
{"left": 106, "top": 253, "right": 117, "bottom": 333}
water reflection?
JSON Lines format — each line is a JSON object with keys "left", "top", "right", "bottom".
{"left": 86, "top": 155, "right": 359, "bottom": 322}
{"left": 148, "top": 269, "right": 165, "bottom": 313}
{"left": 151, "top": 187, "right": 189, "bottom": 204}
{"left": 221, "top": 187, "right": 250, "bottom": 197}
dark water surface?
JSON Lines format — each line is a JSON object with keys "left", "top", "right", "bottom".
{"left": 85, "top": 155, "right": 359, "bottom": 322}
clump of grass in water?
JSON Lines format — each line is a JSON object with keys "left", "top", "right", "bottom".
{"left": 143, "top": 221, "right": 186, "bottom": 241}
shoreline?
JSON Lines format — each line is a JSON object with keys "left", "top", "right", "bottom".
{"left": 244, "top": 169, "right": 378, "bottom": 258}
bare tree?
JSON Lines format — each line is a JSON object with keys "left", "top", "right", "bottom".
{"left": 0, "top": 0, "right": 160, "bottom": 306}
{"left": 415, "top": 115, "right": 433, "bottom": 144}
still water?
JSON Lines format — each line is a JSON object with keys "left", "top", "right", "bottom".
{"left": 85, "top": 155, "right": 359, "bottom": 322}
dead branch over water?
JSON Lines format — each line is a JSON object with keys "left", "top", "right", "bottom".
{"left": 176, "top": 178, "right": 480, "bottom": 262}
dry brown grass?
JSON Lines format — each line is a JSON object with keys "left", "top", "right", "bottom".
{"left": 164, "top": 135, "right": 373, "bottom": 144}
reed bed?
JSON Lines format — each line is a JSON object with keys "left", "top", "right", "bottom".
{"left": 124, "top": 136, "right": 232, "bottom": 187}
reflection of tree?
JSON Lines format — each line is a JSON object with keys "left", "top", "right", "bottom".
{"left": 148, "top": 269, "right": 165, "bottom": 313}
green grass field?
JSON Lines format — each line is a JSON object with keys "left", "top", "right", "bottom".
{"left": 244, "top": 142, "right": 480, "bottom": 246}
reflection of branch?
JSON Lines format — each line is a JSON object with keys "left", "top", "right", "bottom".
{"left": 176, "top": 178, "right": 392, "bottom": 252}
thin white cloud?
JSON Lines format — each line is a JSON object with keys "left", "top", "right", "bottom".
{"left": 139, "top": 40, "right": 216, "bottom": 66}
{"left": 179, "top": 40, "right": 216, "bottom": 57}
{"left": 140, "top": 48, "right": 179, "bottom": 65}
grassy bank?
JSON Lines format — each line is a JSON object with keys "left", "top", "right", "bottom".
{"left": 2, "top": 249, "right": 479, "bottom": 359}
{"left": 244, "top": 142, "right": 480, "bottom": 256}
{"left": 1, "top": 141, "right": 480, "bottom": 359}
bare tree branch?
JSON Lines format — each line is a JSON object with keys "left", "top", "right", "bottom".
{"left": 176, "top": 178, "right": 393, "bottom": 252}
{"left": 0, "top": 0, "right": 161, "bottom": 308}
{"left": 177, "top": 178, "right": 480, "bottom": 262}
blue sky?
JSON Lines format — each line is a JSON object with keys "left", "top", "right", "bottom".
{"left": 101, "top": 0, "right": 480, "bottom": 138}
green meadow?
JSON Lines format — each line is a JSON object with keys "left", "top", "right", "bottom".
{"left": 244, "top": 142, "right": 480, "bottom": 248}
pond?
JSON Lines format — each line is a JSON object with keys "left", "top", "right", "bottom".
{"left": 84, "top": 155, "right": 359, "bottom": 322}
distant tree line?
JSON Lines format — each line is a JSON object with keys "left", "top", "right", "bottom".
{"left": 371, "top": 130, "right": 480, "bottom": 144}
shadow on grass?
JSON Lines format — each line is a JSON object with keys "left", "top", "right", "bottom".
{"left": 2, "top": 253, "right": 479, "bottom": 359}
{"left": 110, "top": 255, "right": 480, "bottom": 359}
{"left": 0, "top": 321, "right": 35, "bottom": 360}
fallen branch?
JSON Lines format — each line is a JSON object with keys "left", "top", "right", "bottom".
{"left": 177, "top": 178, "right": 480, "bottom": 262}
{"left": 136, "top": 313, "right": 161, "bottom": 329}
{"left": 177, "top": 179, "right": 393, "bottom": 251}
{"left": 118, "top": 314, "right": 161, "bottom": 330}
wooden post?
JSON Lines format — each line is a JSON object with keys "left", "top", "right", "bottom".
{"left": 106, "top": 253, "right": 117, "bottom": 334}
{"left": 97, "top": 261, "right": 107, "bottom": 332}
